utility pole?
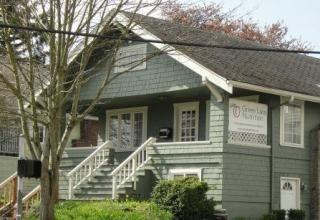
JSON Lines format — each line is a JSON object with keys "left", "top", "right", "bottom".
{"left": 16, "top": 135, "right": 24, "bottom": 220}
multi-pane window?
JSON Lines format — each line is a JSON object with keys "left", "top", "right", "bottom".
{"left": 38, "top": 125, "right": 45, "bottom": 144}
{"left": 280, "top": 101, "right": 304, "bottom": 147}
{"left": 174, "top": 102, "right": 199, "bottom": 142}
{"left": 114, "top": 44, "right": 147, "bottom": 73}
{"left": 169, "top": 169, "right": 202, "bottom": 180}
{"left": 107, "top": 107, "right": 147, "bottom": 150}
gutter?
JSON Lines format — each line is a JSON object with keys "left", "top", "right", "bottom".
{"left": 229, "top": 80, "right": 320, "bottom": 104}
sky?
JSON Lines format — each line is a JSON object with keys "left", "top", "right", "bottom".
{"left": 210, "top": 0, "right": 320, "bottom": 50}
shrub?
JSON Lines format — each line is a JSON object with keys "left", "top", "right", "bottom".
{"left": 260, "top": 210, "right": 285, "bottom": 220}
{"left": 288, "top": 209, "right": 305, "bottom": 220}
{"left": 151, "top": 177, "right": 216, "bottom": 220}
{"left": 26, "top": 200, "right": 172, "bottom": 220}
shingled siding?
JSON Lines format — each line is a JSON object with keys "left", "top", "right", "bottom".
{"left": 221, "top": 95, "right": 317, "bottom": 219}
{"left": 146, "top": 142, "right": 223, "bottom": 205}
{"left": 79, "top": 44, "right": 203, "bottom": 100}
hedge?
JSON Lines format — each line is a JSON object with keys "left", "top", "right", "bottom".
{"left": 26, "top": 200, "right": 172, "bottom": 220}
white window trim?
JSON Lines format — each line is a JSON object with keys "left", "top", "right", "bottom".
{"left": 168, "top": 168, "right": 202, "bottom": 181}
{"left": 38, "top": 124, "right": 45, "bottom": 145}
{"left": 114, "top": 44, "right": 147, "bottom": 73}
{"left": 106, "top": 106, "right": 148, "bottom": 150}
{"left": 280, "top": 99, "right": 305, "bottom": 148}
{"left": 173, "top": 102, "right": 199, "bottom": 142}
{"left": 280, "top": 177, "right": 301, "bottom": 210}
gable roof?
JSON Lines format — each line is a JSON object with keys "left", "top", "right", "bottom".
{"left": 121, "top": 12, "right": 320, "bottom": 98}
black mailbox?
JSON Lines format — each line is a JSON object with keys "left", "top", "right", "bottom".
{"left": 159, "top": 128, "right": 172, "bottom": 139}
{"left": 18, "top": 159, "right": 42, "bottom": 178}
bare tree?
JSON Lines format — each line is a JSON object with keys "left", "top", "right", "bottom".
{"left": 0, "top": 0, "right": 164, "bottom": 219}
{"left": 162, "top": 0, "right": 311, "bottom": 50}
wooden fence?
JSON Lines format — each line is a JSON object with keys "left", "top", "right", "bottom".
{"left": 0, "top": 127, "right": 20, "bottom": 155}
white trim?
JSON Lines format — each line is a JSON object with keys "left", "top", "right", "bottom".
{"left": 65, "top": 146, "right": 98, "bottom": 151}
{"left": 227, "top": 141, "right": 271, "bottom": 149}
{"left": 173, "top": 102, "right": 199, "bottom": 142}
{"left": 106, "top": 106, "right": 148, "bottom": 151}
{"left": 168, "top": 168, "right": 202, "bottom": 181}
{"left": 205, "top": 100, "right": 210, "bottom": 140}
{"left": 203, "top": 78, "right": 223, "bottom": 102}
{"left": 116, "top": 13, "right": 233, "bottom": 94}
{"left": 280, "top": 177, "right": 301, "bottom": 210}
{"left": 154, "top": 140, "right": 211, "bottom": 147}
{"left": 230, "top": 80, "right": 320, "bottom": 104}
{"left": 280, "top": 99, "right": 305, "bottom": 148}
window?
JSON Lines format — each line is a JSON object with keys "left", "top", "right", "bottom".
{"left": 38, "top": 125, "right": 45, "bottom": 144}
{"left": 106, "top": 107, "right": 147, "bottom": 151}
{"left": 114, "top": 44, "right": 147, "bottom": 73}
{"left": 174, "top": 102, "right": 199, "bottom": 142}
{"left": 280, "top": 100, "right": 304, "bottom": 148}
{"left": 168, "top": 169, "right": 202, "bottom": 180}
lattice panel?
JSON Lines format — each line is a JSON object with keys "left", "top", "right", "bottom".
{"left": 228, "top": 131, "right": 267, "bottom": 146}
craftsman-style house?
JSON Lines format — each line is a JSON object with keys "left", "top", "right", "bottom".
{"left": 2, "top": 12, "right": 320, "bottom": 219}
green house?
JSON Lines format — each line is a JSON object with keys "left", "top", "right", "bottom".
{"left": 2, "top": 12, "right": 320, "bottom": 219}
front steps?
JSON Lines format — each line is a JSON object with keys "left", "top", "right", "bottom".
{"left": 59, "top": 149, "right": 153, "bottom": 200}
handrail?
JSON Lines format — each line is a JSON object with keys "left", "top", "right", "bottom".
{"left": 110, "top": 137, "right": 156, "bottom": 199}
{"left": 0, "top": 172, "right": 17, "bottom": 189}
{"left": 0, "top": 172, "right": 17, "bottom": 214}
{"left": 67, "top": 140, "right": 112, "bottom": 199}
{"left": 22, "top": 185, "right": 41, "bottom": 215}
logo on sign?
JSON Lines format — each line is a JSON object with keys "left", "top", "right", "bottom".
{"left": 231, "top": 104, "right": 241, "bottom": 118}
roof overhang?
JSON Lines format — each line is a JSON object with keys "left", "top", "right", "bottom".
{"left": 116, "top": 13, "right": 233, "bottom": 94}
{"left": 230, "top": 80, "right": 320, "bottom": 104}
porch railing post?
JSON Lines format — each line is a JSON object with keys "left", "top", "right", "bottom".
{"left": 68, "top": 177, "right": 73, "bottom": 199}
{"left": 132, "top": 156, "right": 137, "bottom": 190}
{"left": 112, "top": 175, "right": 117, "bottom": 200}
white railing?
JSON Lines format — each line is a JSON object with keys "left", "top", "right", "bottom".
{"left": 110, "top": 137, "right": 156, "bottom": 199}
{"left": 67, "top": 141, "right": 112, "bottom": 199}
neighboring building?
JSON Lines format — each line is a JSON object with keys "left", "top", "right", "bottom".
{"left": 2, "top": 12, "right": 320, "bottom": 219}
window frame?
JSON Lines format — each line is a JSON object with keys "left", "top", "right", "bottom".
{"left": 173, "top": 102, "right": 199, "bottom": 142}
{"left": 168, "top": 168, "right": 202, "bottom": 181}
{"left": 114, "top": 44, "right": 147, "bottom": 73}
{"left": 280, "top": 99, "right": 305, "bottom": 148}
{"left": 106, "top": 106, "right": 148, "bottom": 151}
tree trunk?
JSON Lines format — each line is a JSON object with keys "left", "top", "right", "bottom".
{"left": 39, "top": 159, "right": 60, "bottom": 220}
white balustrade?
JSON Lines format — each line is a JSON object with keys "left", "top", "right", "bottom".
{"left": 67, "top": 141, "right": 112, "bottom": 199}
{"left": 110, "top": 137, "right": 156, "bottom": 199}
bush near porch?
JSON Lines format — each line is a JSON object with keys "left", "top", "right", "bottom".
{"left": 26, "top": 200, "right": 172, "bottom": 220}
{"left": 151, "top": 177, "right": 216, "bottom": 220}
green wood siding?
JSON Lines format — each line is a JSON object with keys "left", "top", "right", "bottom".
{"left": 79, "top": 44, "right": 202, "bottom": 100}
{"left": 221, "top": 95, "right": 317, "bottom": 219}
{"left": 147, "top": 142, "right": 223, "bottom": 204}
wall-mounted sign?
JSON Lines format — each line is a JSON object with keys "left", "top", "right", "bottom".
{"left": 229, "top": 98, "right": 268, "bottom": 135}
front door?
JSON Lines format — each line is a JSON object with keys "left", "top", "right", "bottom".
{"left": 106, "top": 107, "right": 147, "bottom": 151}
{"left": 280, "top": 177, "right": 300, "bottom": 210}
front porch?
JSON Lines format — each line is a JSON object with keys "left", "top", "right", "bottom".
{"left": 59, "top": 87, "right": 225, "bottom": 204}
{"left": 68, "top": 87, "right": 213, "bottom": 151}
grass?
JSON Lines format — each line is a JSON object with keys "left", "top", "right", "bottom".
{"left": 27, "top": 200, "right": 173, "bottom": 220}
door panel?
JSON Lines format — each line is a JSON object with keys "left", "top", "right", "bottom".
{"left": 280, "top": 178, "right": 300, "bottom": 210}
{"left": 107, "top": 108, "right": 147, "bottom": 151}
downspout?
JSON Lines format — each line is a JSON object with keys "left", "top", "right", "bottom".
{"left": 270, "top": 95, "right": 295, "bottom": 211}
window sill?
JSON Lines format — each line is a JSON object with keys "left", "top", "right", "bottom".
{"left": 280, "top": 143, "right": 304, "bottom": 149}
